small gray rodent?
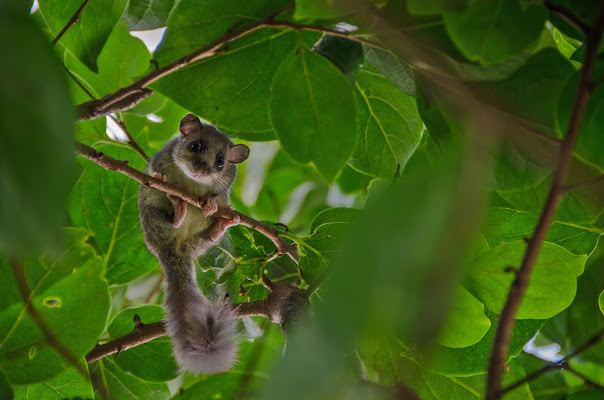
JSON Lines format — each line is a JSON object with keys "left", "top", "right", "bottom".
{"left": 138, "top": 114, "right": 249, "bottom": 374}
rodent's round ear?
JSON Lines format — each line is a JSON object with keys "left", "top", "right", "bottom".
{"left": 179, "top": 114, "right": 203, "bottom": 135}
{"left": 228, "top": 144, "right": 250, "bottom": 164}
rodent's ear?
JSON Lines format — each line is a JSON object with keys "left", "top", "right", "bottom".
{"left": 228, "top": 144, "right": 250, "bottom": 164}
{"left": 179, "top": 114, "right": 203, "bottom": 135}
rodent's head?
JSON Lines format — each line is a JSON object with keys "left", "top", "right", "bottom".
{"left": 173, "top": 114, "right": 250, "bottom": 188}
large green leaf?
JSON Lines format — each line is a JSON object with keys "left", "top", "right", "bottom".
{"left": 153, "top": 29, "right": 322, "bottom": 141}
{"left": 443, "top": 0, "right": 547, "bottom": 64}
{"left": 107, "top": 306, "right": 178, "bottom": 382}
{"left": 0, "top": 2, "right": 76, "bottom": 255}
{"left": 351, "top": 65, "right": 424, "bottom": 178}
{"left": 270, "top": 45, "right": 357, "bottom": 181}
{"left": 363, "top": 45, "right": 416, "bottom": 97}
{"left": 484, "top": 207, "right": 601, "bottom": 256}
{"left": 91, "top": 357, "right": 170, "bottom": 400}
{"left": 436, "top": 285, "right": 491, "bottom": 348}
{"left": 423, "top": 310, "right": 544, "bottom": 375}
{"left": 12, "top": 365, "right": 93, "bottom": 400}
{"left": 68, "top": 145, "right": 156, "bottom": 286}
{"left": 0, "top": 228, "right": 109, "bottom": 384}
{"left": 465, "top": 241, "right": 586, "bottom": 319}
{"left": 153, "top": 0, "right": 291, "bottom": 64}
{"left": 38, "top": 0, "right": 128, "bottom": 72}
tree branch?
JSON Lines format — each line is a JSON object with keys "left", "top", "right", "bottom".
{"left": 75, "top": 142, "right": 299, "bottom": 262}
{"left": 52, "top": 0, "right": 90, "bottom": 46}
{"left": 487, "top": 3, "right": 604, "bottom": 399}
{"left": 501, "top": 327, "right": 604, "bottom": 395}
{"left": 75, "top": 3, "right": 295, "bottom": 121}
{"left": 107, "top": 115, "right": 149, "bottom": 161}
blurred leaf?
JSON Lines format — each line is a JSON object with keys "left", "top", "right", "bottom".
{"left": 443, "top": 0, "right": 547, "bottom": 64}
{"left": 465, "top": 241, "right": 586, "bottom": 319}
{"left": 293, "top": 0, "right": 349, "bottom": 20}
{"left": 68, "top": 145, "right": 156, "bottom": 285}
{"left": 600, "top": 290, "right": 604, "bottom": 316}
{"left": 337, "top": 165, "right": 372, "bottom": 194}
{"left": 123, "top": 0, "right": 175, "bottom": 30}
{"left": 0, "top": 229, "right": 109, "bottom": 384}
{"left": 363, "top": 45, "right": 416, "bottom": 96}
{"left": 38, "top": 0, "right": 128, "bottom": 72}
{"left": 92, "top": 357, "right": 170, "bottom": 400}
{"left": 12, "top": 365, "right": 93, "bottom": 400}
{"left": 436, "top": 286, "right": 491, "bottom": 348}
{"left": 407, "top": 0, "right": 471, "bottom": 15}
{"left": 108, "top": 306, "right": 178, "bottom": 382}
{"left": 0, "top": 2, "right": 76, "bottom": 255}
{"left": 483, "top": 207, "right": 601, "bottom": 255}
{"left": 313, "top": 35, "right": 363, "bottom": 81}
{"left": 271, "top": 45, "right": 357, "bottom": 181}
{"left": 351, "top": 65, "right": 424, "bottom": 178}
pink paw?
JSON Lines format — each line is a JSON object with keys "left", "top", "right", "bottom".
{"left": 202, "top": 197, "right": 218, "bottom": 217}
{"left": 152, "top": 172, "right": 167, "bottom": 182}
{"left": 209, "top": 215, "right": 241, "bottom": 241}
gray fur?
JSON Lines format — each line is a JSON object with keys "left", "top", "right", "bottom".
{"left": 138, "top": 115, "right": 249, "bottom": 374}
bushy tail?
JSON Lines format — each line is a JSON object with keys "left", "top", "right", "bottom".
{"left": 160, "top": 253, "right": 239, "bottom": 374}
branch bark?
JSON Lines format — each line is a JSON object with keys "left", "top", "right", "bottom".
{"left": 52, "top": 0, "right": 90, "bottom": 46}
{"left": 486, "top": 3, "right": 604, "bottom": 399}
{"left": 75, "top": 142, "right": 299, "bottom": 262}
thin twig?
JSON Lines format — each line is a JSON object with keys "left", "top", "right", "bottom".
{"left": 10, "top": 258, "right": 89, "bottom": 378}
{"left": 108, "top": 115, "right": 149, "bottom": 160}
{"left": 75, "top": 142, "right": 299, "bottom": 262}
{"left": 502, "top": 327, "right": 604, "bottom": 395}
{"left": 545, "top": 1, "right": 589, "bottom": 36}
{"left": 487, "top": 3, "right": 604, "bottom": 399}
{"left": 52, "top": 0, "right": 90, "bottom": 45}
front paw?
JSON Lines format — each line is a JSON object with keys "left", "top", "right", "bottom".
{"left": 209, "top": 213, "right": 241, "bottom": 242}
{"left": 202, "top": 197, "right": 218, "bottom": 217}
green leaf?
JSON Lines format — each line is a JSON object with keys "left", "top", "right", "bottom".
{"left": 484, "top": 207, "right": 601, "bottom": 255}
{"left": 13, "top": 365, "right": 93, "bottom": 400}
{"left": 474, "top": 48, "right": 574, "bottom": 135}
{"left": 443, "top": 0, "right": 547, "bottom": 64}
{"left": 270, "top": 45, "right": 357, "bottom": 181}
{"left": 309, "top": 207, "right": 360, "bottom": 233}
{"left": 464, "top": 241, "right": 586, "bottom": 319}
{"left": 351, "top": 65, "right": 424, "bottom": 178}
{"left": 39, "top": 0, "right": 128, "bottom": 72}
{"left": 0, "top": 228, "right": 109, "bottom": 384}
{"left": 424, "top": 310, "right": 544, "bottom": 375}
{"left": 154, "top": 0, "right": 291, "bottom": 64}
{"left": 293, "top": 0, "right": 349, "bottom": 20}
{"left": 558, "top": 70, "right": 604, "bottom": 170}
{"left": 363, "top": 45, "right": 416, "bottom": 96}
{"left": 123, "top": 0, "right": 175, "bottom": 30}
{"left": 437, "top": 286, "right": 491, "bottom": 348}
{"left": 600, "top": 290, "right": 604, "bottom": 316}
{"left": 97, "top": 22, "right": 152, "bottom": 92}
{"left": 68, "top": 145, "right": 157, "bottom": 286}
{"left": 298, "top": 222, "right": 350, "bottom": 286}
{"left": 91, "top": 357, "right": 170, "bottom": 400}
{"left": 107, "top": 306, "right": 178, "bottom": 382}
{"left": 153, "top": 29, "right": 320, "bottom": 141}
{"left": 0, "top": 3, "right": 77, "bottom": 256}
{"left": 313, "top": 35, "right": 363, "bottom": 80}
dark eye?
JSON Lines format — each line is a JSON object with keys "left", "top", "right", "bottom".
{"left": 216, "top": 155, "right": 224, "bottom": 170}
{"left": 189, "top": 140, "right": 202, "bottom": 153}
